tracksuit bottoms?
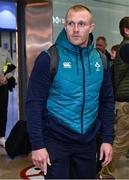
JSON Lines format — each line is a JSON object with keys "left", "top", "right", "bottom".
{"left": 44, "top": 136, "right": 97, "bottom": 179}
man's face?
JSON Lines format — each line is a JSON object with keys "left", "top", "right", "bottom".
{"left": 65, "top": 9, "right": 94, "bottom": 47}
{"left": 96, "top": 39, "right": 107, "bottom": 53}
{"left": 110, "top": 50, "right": 116, "bottom": 60}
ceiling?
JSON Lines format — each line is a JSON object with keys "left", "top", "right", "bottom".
{"left": 93, "top": 0, "right": 129, "bottom": 6}
{"left": 0, "top": 0, "right": 48, "bottom": 3}
{"left": 1, "top": 0, "right": 129, "bottom": 6}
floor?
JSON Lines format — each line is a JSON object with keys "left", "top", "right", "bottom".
{"left": 0, "top": 146, "right": 129, "bottom": 179}
{"left": 0, "top": 146, "right": 32, "bottom": 179}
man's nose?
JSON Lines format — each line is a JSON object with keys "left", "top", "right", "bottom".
{"left": 73, "top": 24, "right": 79, "bottom": 32}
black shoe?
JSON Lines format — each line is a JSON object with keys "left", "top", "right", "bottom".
{"left": 126, "top": 150, "right": 129, "bottom": 158}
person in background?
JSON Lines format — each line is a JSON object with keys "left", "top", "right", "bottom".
{"left": 95, "top": 38, "right": 116, "bottom": 174}
{"left": 119, "top": 17, "right": 129, "bottom": 160}
{"left": 110, "top": 44, "right": 119, "bottom": 61}
{"left": 0, "top": 47, "right": 16, "bottom": 147}
{"left": 98, "top": 16, "right": 129, "bottom": 179}
{"left": 110, "top": 44, "right": 119, "bottom": 95}
{"left": 96, "top": 36, "right": 111, "bottom": 63}
{"left": 26, "top": 4, "right": 114, "bottom": 179}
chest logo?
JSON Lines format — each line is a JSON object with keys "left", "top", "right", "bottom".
{"left": 95, "top": 62, "right": 100, "bottom": 71}
{"left": 63, "top": 62, "right": 72, "bottom": 68}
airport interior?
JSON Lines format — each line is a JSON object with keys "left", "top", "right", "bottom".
{"left": 0, "top": 0, "right": 129, "bottom": 179}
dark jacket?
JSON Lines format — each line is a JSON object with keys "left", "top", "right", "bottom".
{"left": 119, "top": 37, "right": 129, "bottom": 64}
{"left": 114, "top": 37, "right": 129, "bottom": 101}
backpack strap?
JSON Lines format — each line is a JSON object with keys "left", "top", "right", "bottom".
{"left": 48, "top": 45, "right": 59, "bottom": 81}
{"left": 48, "top": 47, "right": 107, "bottom": 80}
{"left": 96, "top": 49, "right": 107, "bottom": 74}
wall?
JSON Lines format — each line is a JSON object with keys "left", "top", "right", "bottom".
{"left": 52, "top": 0, "right": 129, "bottom": 51}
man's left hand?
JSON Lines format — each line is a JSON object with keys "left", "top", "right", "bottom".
{"left": 99, "top": 143, "right": 113, "bottom": 167}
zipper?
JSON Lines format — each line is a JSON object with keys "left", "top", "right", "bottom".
{"left": 80, "top": 49, "right": 86, "bottom": 134}
{"left": 75, "top": 47, "right": 79, "bottom": 75}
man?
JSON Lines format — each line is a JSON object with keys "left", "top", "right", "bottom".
{"left": 95, "top": 36, "right": 114, "bottom": 174}
{"left": 110, "top": 44, "right": 119, "bottom": 95}
{"left": 0, "top": 47, "right": 15, "bottom": 147}
{"left": 26, "top": 5, "right": 114, "bottom": 179}
{"left": 98, "top": 16, "right": 129, "bottom": 179}
{"left": 96, "top": 36, "right": 111, "bottom": 62}
{"left": 110, "top": 44, "right": 119, "bottom": 61}
{"left": 119, "top": 17, "right": 129, "bottom": 160}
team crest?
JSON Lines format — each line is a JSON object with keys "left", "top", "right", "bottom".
{"left": 63, "top": 62, "right": 72, "bottom": 68}
{"left": 95, "top": 62, "right": 100, "bottom": 71}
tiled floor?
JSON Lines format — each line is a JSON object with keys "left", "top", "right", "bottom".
{"left": 0, "top": 147, "right": 32, "bottom": 179}
{"left": 0, "top": 146, "right": 129, "bottom": 179}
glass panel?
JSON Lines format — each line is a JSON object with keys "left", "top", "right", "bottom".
{"left": 25, "top": 1, "right": 52, "bottom": 77}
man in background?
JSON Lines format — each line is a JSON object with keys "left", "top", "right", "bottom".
{"left": 98, "top": 16, "right": 129, "bottom": 179}
{"left": 96, "top": 36, "right": 111, "bottom": 62}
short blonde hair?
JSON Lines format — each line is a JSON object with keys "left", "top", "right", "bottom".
{"left": 65, "top": 4, "right": 93, "bottom": 21}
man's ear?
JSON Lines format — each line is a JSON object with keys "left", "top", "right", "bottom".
{"left": 89, "top": 23, "right": 95, "bottom": 33}
{"left": 124, "top": 27, "right": 129, "bottom": 36}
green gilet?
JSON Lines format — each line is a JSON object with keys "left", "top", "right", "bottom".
{"left": 114, "top": 37, "right": 129, "bottom": 101}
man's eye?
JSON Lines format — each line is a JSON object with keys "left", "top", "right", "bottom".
{"left": 68, "top": 22, "right": 74, "bottom": 26}
{"left": 79, "top": 22, "right": 86, "bottom": 27}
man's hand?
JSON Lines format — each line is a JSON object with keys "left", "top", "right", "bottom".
{"left": 32, "top": 148, "right": 51, "bottom": 175}
{"left": 0, "top": 75, "right": 8, "bottom": 86}
{"left": 99, "top": 143, "right": 113, "bottom": 167}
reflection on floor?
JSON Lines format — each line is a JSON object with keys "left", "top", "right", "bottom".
{"left": 0, "top": 146, "right": 129, "bottom": 179}
{"left": 0, "top": 146, "right": 32, "bottom": 179}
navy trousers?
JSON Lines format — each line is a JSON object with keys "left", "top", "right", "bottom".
{"left": 45, "top": 137, "right": 96, "bottom": 179}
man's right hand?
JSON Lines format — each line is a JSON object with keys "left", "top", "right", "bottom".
{"left": 32, "top": 148, "right": 51, "bottom": 175}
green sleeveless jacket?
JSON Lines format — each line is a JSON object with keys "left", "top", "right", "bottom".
{"left": 114, "top": 37, "right": 129, "bottom": 101}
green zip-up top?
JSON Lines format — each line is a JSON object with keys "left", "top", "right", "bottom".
{"left": 47, "top": 29, "right": 104, "bottom": 134}
{"left": 26, "top": 28, "right": 115, "bottom": 150}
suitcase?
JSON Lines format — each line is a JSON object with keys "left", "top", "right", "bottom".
{"left": 5, "top": 120, "right": 31, "bottom": 159}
